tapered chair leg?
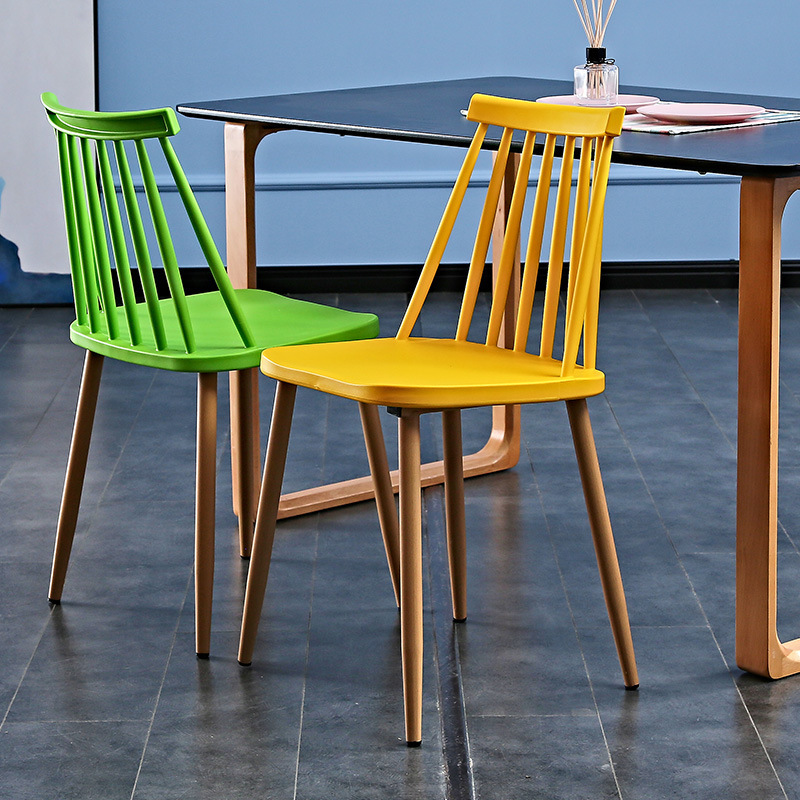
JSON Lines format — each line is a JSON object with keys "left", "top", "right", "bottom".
{"left": 359, "top": 402, "right": 401, "bottom": 606}
{"left": 442, "top": 409, "right": 467, "bottom": 622}
{"left": 230, "top": 368, "right": 258, "bottom": 558}
{"left": 398, "top": 410, "right": 424, "bottom": 745}
{"left": 195, "top": 372, "right": 218, "bottom": 657}
{"left": 49, "top": 350, "right": 105, "bottom": 604}
{"left": 566, "top": 398, "right": 639, "bottom": 689}
{"left": 238, "top": 381, "right": 298, "bottom": 666}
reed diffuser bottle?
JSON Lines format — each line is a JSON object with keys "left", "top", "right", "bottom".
{"left": 574, "top": 47, "right": 618, "bottom": 106}
{"left": 571, "top": 0, "right": 619, "bottom": 105}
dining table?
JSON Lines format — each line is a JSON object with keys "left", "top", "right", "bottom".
{"left": 178, "top": 76, "right": 800, "bottom": 681}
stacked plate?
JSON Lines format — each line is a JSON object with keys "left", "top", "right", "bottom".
{"left": 536, "top": 94, "right": 659, "bottom": 113}
{"left": 536, "top": 96, "right": 767, "bottom": 123}
{"left": 633, "top": 102, "right": 765, "bottom": 124}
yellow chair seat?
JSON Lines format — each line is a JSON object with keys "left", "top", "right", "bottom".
{"left": 261, "top": 337, "right": 605, "bottom": 408}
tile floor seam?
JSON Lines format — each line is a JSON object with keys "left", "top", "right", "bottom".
{"left": 727, "top": 682, "right": 791, "bottom": 800}
{"left": 546, "top": 526, "right": 625, "bottom": 800}
{"left": 0, "top": 351, "right": 84, "bottom": 488}
{"left": 63, "top": 367, "right": 160, "bottom": 565}
{"left": 604, "top": 384, "right": 790, "bottom": 797}
{"left": 520, "top": 435, "right": 625, "bottom": 800}
{"left": 92, "top": 368, "right": 159, "bottom": 510}
{"left": 424, "top": 486, "right": 476, "bottom": 800}
{"left": 631, "top": 288, "right": 737, "bottom": 456}
{"left": 604, "top": 396, "right": 726, "bottom": 641}
{"left": 0, "top": 607, "right": 57, "bottom": 730}
{"left": 0, "top": 307, "right": 32, "bottom": 351}
{"left": 292, "top": 527, "right": 319, "bottom": 800}
{"left": 128, "top": 567, "right": 193, "bottom": 800}
{"left": 2, "top": 716, "right": 156, "bottom": 725}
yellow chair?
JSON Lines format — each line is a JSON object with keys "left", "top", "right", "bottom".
{"left": 238, "top": 94, "right": 638, "bottom": 744}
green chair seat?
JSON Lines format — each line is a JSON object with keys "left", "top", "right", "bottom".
{"left": 71, "top": 288, "right": 378, "bottom": 372}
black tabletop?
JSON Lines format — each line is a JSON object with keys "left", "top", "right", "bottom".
{"left": 178, "top": 77, "right": 800, "bottom": 178}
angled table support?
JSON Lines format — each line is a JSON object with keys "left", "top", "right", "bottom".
{"left": 736, "top": 174, "right": 800, "bottom": 678}
{"left": 224, "top": 122, "right": 276, "bottom": 549}
{"left": 222, "top": 122, "right": 521, "bottom": 521}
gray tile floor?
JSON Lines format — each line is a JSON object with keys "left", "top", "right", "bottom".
{"left": 4, "top": 288, "right": 800, "bottom": 799}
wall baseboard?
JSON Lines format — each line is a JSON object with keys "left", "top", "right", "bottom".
{"left": 176, "top": 260, "right": 800, "bottom": 295}
{"left": 10, "top": 261, "right": 800, "bottom": 307}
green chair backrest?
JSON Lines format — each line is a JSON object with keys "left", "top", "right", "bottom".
{"left": 41, "top": 93, "right": 255, "bottom": 352}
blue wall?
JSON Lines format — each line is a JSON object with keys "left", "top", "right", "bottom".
{"left": 97, "top": 0, "right": 800, "bottom": 268}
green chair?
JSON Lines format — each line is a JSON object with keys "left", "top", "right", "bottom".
{"left": 41, "top": 93, "right": 379, "bottom": 656}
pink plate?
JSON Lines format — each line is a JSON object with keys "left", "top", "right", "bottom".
{"left": 635, "top": 102, "right": 766, "bottom": 124}
{"left": 536, "top": 94, "right": 659, "bottom": 113}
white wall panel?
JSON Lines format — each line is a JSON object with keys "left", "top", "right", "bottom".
{"left": 0, "top": 0, "right": 94, "bottom": 274}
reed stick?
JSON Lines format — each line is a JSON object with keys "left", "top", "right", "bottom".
{"left": 572, "top": 0, "right": 618, "bottom": 47}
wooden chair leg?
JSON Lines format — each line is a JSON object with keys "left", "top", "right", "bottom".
{"left": 359, "top": 402, "right": 401, "bottom": 606}
{"left": 238, "top": 380, "right": 297, "bottom": 666}
{"left": 195, "top": 372, "right": 218, "bottom": 657}
{"left": 566, "top": 398, "right": 639, "bottom": 689}
{"left": 442, "top": 409, "right": 467, "bottom": 622}
{"left": 230, "top": 368, "right": 258, "bottom": 558}
{"left": 49, "top": 350, "right": 104, "bottom": 603}
{"left": 398, "top": 410, "right": 424, "bottom": 745}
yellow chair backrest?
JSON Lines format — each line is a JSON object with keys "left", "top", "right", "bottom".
{"left": 397, "top": 94, "right": 625, "bottom": 378}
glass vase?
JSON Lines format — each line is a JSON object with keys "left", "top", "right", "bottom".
{"left": 574, "top": 47, "right": 618, "bottom": 106}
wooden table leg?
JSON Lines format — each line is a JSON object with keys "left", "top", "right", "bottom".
{"left": 736, "top": 174, "right": 800, "bottom": 678}
{"left": 225, "top": 122, "right": 276, "bottom": 543}
{"left": 222, "top": 123, "right": 521, "bottom": 521}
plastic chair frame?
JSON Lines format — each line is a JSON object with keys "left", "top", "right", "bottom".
{"left": 239, "top": 94, "right": 638, "bottom": 743}
{"left": 41, "top": 94, "right": 378, "bottom": 656}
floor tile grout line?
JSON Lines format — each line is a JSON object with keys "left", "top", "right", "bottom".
{"left": 603, "top": 392, "right": 790, "bottom": 799}
{"left": 642, "top": 288, "right": 792, "bottom": 799}
{"left": 1, "top": 344, "right": 150, "bottom": 734}
{"left": 629, "top": 290, "right": 792, "bottom": 625}
{"left": 0, "top": 609, "right": 57, "bottom": 731}
{"left": 0, "top": 349, "right": 85, "bottom": 490}
{"left": 61, "top": 368, "right": 159, "bottom": 564}
{"left": 92, "top": 369, "right": 160, "bottom": 507}
{"left": 292, "top": 522, "right": 320, "bottom": 800}
{"left": 424, "top": 484, "right": 476, "bottom": 800}
{"left": 1, "top": 349, "right": 195, "bottom": 754}
{"left": 128, "top": 567, "right": 193, "bottom": 800}
{"left": 0, "top": 307, "right": 33, "bottom": 352}
{"left": 728, "top": 683, "right": 791, "bottom": 800}
{"left": 630, "top": 289, "right": 738, "bottom": 455}
{"left": 521, "top": 434, "right": 625, "bottom": 800}
{"left": 633, "top": 287, "right": 800, "bottom": 555}
{"left": 2, "top": 715, "right": 166, "bottom": 725}
{"left": 287, "top": 372, "right": 347, "bottom": 796}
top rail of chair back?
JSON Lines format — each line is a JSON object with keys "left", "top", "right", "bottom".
{"left": 466, "top": 93, "right": 625, "bottom": 138}
{"left": 41, "top": 92, "right": 180, "bottom": 141}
